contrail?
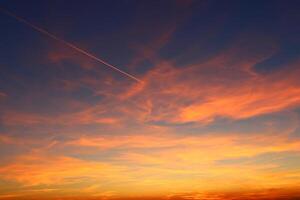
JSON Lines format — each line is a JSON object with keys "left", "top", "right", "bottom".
{"left": 0, "top": 8, "right": 142, "bottom": 83}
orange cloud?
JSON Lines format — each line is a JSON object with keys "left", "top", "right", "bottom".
{"left": 1, "top": 2, "right": 300, "bottom": 200}
{"left": 70, "top": 132, "right": 300, "bottom": 161}
{"left": 5, "top": 35, "right": 296, "bottom": 128}
{"left": 0, "top": 154, "right": 124, "bottom": 186}
{"left": 178, "top": 77, "right": 300, "bottom": 123}
{"left": 120, "top": 52, "right": 300, "bottom": 124}
{"left": 1, "top": 130, "right": 300, "bottom": 199}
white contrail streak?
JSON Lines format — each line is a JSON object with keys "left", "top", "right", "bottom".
{"left": 1, "top": 8, "right": 143, "bottom": 83}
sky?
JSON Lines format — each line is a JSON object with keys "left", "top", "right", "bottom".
{"left": 0, "top": 0, "right": 300, "bottom": 199}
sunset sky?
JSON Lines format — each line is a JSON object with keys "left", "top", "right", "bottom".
{"left": 0, "top": 0, "right": 300, "bottom": 199}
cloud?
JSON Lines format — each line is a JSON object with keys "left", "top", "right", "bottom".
{"left": 0, "top": 92, "right": 7, "bottom": 98}
{"left": 65, "top": 132, "right": 300, "bottom": 191}
{"left": 1, "top": 108, "right": 120, "bottom": 127}
{"left": 71, "top": 132, "right": 300, "bottom": 162}
{"left": 119, "top": 46, "right": 300, "bottom": 125}
{"left": 47, "top": 43, "right": 99, "bottom": 71}
{"left": 1, "top": 129, "right": 300, "bottom": 198}
{"left": 3, "top": 43, "right": 300, "bottom": 129}
{"left": 0, "top": 153, "right": 126, "bottom": 186}
{"left": 1, "top": 1, "right": 300, "bottom": 199}
{"left": 1, "top": 105, "right": 300, "bottom": 198}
